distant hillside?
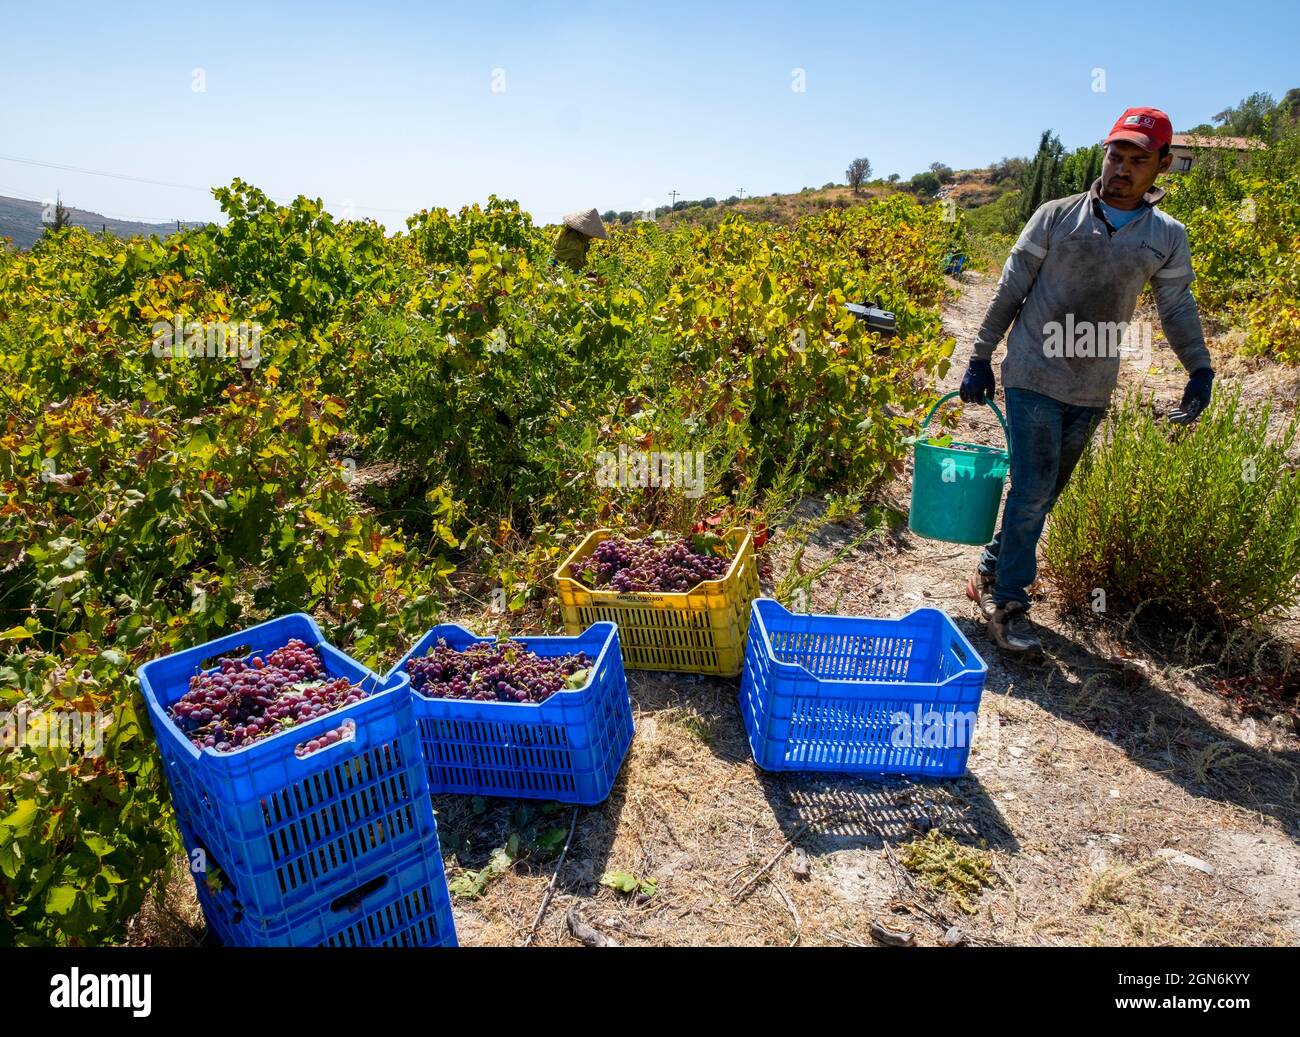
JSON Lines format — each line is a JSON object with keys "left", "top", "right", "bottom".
{"left": 652, "top": 184, "right": 892, "bottom": 229}
{"left": 0, "top": 195, "right": 205, "bottom": 249}
{"left": 640, "top": 169, "right": 1010, "bottom": 231}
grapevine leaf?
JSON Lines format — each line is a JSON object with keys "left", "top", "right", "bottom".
{"left": 1, "top": 800, "right": 40, "bottom": 835}
{"left": 689, "top": 532, "right": 727, "bottom": 557}
{"left": 82, "top": 833, "right": 114, "bottom": 857}
{"left": 564, "top": 666, "right": 593, "bottom": 689}
{"left": 45, "top": 885, "right": 79, "bottom": 915}
{"left": 535, "top": 826, "right": 568, "bottom": 854}
{"left": 600, "top": 870, "right": 638, "bottom": 894}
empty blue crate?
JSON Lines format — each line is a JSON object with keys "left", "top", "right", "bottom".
{"left": 384, "top": 621, "right": 633, "bottom": 804}
{"left": 137, "top": 613, "right": 441, "bottom": 923}
{"left": 739, "top": 598, "right": 988, "bottom": 777}
{"left": 187, "top": 818, "right": 457, "bottom": 947}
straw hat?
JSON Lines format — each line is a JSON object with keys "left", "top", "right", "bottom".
{"left": 562, "top": 208, "right": 608, "bottom": 239}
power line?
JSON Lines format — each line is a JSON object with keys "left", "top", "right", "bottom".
{"left": 0, "top": 152, "right": 422, "bottom": 219}
{"left": 0, "top": 153, "right": 210, "bottom": 192}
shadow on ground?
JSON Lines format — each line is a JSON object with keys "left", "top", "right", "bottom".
{"left": 758, "top": 771, "right": 1019, "bottom": 857}
{"left": 961, "top": 611, "right": 1300, "bottom": 839}
{"left": 432, "top": 779, "right": 629, "bottom": 895}
{"left": 627, "top": 656, "right": 1023, "bottom": 859}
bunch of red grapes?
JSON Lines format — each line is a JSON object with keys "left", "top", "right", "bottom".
{"left": 167, "top": 639, "right": 369, "bottom": 754}
{"left": 407, "top": 640, "right": 590, "bottom": 705}
{"left": 587, "top": 535, "right": 729, "bottom": 592}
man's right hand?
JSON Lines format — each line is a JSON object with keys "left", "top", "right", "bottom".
{"left": 959, "top": 358, "right": 996, "bottom": 405}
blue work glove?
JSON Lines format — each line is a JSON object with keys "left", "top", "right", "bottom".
{"left": 1170, "top": 367, "right": 1214, "bottom": 424}
{"left": 959, "top": 358, "right": 996, "bottom": 405}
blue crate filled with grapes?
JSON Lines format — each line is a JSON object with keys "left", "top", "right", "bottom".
{"left": 137, "top": 613, "right": 445, "bottom": 929}
{"left": 385, "top": 621, "right": 633, "bottom": 804}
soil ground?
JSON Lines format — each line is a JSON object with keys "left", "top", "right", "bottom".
{"left": 134, "top": 271, "right": 1300, "bottom": 949}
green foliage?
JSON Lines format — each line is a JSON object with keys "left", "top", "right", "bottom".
{"left": 910, "top": 171, "right": 941, "bottom": 197}
{"left": 360, "top": 198, "right": 956, "bottom": 525}
{"left": 448, "top": 836, "right": 519, "bottom": 899}
{"left": 600, "top": 869, "right": 658, "bottom": 897}
{"left": 1210, "top": 89, "right": 1297, "bottom": 141}
{"left": 964, "top": 190, "right": 1021, "bottom": 270}
{"left": 1058, "top": 143, "right": 1103, "bottom": 195}
{"left": 1163, "top": 122, "right": 1300, "bottom": 362}
{"left": 988, "top": 156, "right": 1028, "bottom": 184}
{"left": 405, "top": 196, "right": 546, "bottom": 266}
{"left": 1043, "top": 391, "right": 1300, "bottom": 626}
{"left": 1017, "top": 131, "right": 1101, "bottom": 222}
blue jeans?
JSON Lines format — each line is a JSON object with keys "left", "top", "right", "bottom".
{"left": 979, "top": 388, "right": 1105, "bottom": 609}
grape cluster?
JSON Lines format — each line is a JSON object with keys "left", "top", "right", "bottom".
{"left": 167, "top": 639, "right": 369, "bottom": 753}
{"left": 587, "top": 535, "right": 729, "bottom": 592}
{"left": 296, "top": 719, "right": 356, "bottom": 759}
{"left": 407, "top": 640, "right": 590, "bottom": 705}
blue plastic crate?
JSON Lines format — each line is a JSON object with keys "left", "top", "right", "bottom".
{"left": 137, "top": 613, "right": 440, "bottom": 922}
{"left": 739, "top": 598, "right": 988, "bottom": 777}
{"left": 384, "top": 622, "right": 633, "bottom": 804}
{"left": 186, "top": 817, "right": 457, "bottom": 947}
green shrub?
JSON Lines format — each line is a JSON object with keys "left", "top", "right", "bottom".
{"left": 1043, "top": 390, "right": 1300, "bottom": 626}
{"left": 1162, "top": 122, "right": 1300, "bottom": 362}
{"left": 965, "top": 189, "right": 1022, "bottom": 236}
{"left": 910, "top": 171, "right": 941, "bottom": 197}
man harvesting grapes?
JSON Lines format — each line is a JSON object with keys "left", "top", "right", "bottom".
{"left": 958, "top": 107, "right": 1215, "bottom": 656}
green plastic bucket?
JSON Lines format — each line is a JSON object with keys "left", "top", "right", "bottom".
{"left": 908, "top": 390, "right": 1011, "bottom": 546}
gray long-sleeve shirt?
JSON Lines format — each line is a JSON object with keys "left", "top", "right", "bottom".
{"left": 973, "top": 178, "right": 1212, "bottom": 408}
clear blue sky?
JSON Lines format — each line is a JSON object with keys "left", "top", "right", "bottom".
{"left": 2, "top": 0, "right": 1296, "bottom": 228}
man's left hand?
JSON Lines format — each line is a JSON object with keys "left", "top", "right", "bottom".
{"left": 1170, "top": 367, "right": 1214, "bottom": 424}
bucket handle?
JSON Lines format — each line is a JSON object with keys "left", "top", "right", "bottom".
{"left": 920, "top": 390, "right": 1011, "bottom": 461}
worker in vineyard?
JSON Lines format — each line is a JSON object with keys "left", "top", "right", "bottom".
{"left": 958, "top": 106, "right": 1214, "bottom": 657}
{"left": 552, "top": 208, "right": 608, "bottom": 270}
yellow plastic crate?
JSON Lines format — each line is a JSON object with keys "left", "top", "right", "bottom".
{"left": 553, "top": 528, "right": 760, "bottom": 677}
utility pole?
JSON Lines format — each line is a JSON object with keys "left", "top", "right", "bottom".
{"left": 738, "top": 188, "right": 746, "bottom": 201}
{"left": 668, "top": 189, "right": 679, "bottom": 210}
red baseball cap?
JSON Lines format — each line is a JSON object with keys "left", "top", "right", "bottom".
{"left": 1104, "top": 107, "right": 1173, "bottom": 152}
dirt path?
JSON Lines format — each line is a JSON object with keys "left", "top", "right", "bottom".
{"left": 139, "top": 273, "right": 1300, "bottom": 949}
